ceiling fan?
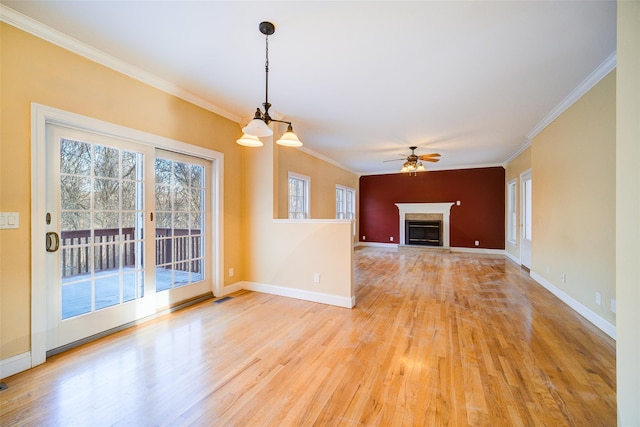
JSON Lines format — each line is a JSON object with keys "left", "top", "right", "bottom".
{"left": 385, "top": 146, "right": 441, "bottom": 173}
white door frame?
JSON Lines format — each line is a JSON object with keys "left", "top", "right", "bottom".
{"left": 30, "top": 103, "right": 224, "bottom": 367}
{"left": 519, "top": 169, "right": 532, "bottom": 269}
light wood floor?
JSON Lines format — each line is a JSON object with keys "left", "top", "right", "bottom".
{"left": 1, "top": 247, "right": 616, "bottom": 426}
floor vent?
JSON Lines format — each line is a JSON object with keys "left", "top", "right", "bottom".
{"left": 214, "top": 296, "right": 232, "bottom": 304}
{"left": 0, "top": 382, "right": 8, "bottom": 391}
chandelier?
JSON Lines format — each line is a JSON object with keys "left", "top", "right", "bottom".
{"left": 237, "top": 21, "right": 302, "bottom": 148}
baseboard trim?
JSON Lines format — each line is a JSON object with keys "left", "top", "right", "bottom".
{"left": 0, "top": 351, "right": 32, "bottom": 380}
{"left": 239, "top": 281, "right": 355, "bottom": 308}
{"left": 450, "top": 247, "right": 505, "bottom": 255}
{"left": 219, "top": 282, "right": 245, "bottom": 296}
{"left": 530, "top": 271, "right": 616, "bottom": 340}
{"left": 504, "top": 251, "right": 520, "bottom": 265}
{"left": 356, "top": 242, "right": 399, "bottom": 249}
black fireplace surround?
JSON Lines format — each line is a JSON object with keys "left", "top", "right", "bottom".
{"left": 405, "top": 220, "right": 442, "bottom": 246}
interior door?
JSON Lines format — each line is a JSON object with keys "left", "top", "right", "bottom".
{"left": 45, "top": 124, "right": 156, "bottom": 351}
{"left": 520, "top": 170, "right": 532, "bottom": 269}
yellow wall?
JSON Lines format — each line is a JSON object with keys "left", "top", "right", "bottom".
{"left": 0, "top": 23, "right": 244, "bottom": 359}
{"left": 504, "top": 147, "right": 531, "bottom": 260}
{"left": 616, "top": 0, "right": 640, "bottom": 423}
{"left": 276, "top": 145, "right": 359, "bottom": 219}
{"left": 530, "top": 71, "right": 616, "bottom": 325}
{"left": 244, "top": 136, "right": 354, "bottom": 302}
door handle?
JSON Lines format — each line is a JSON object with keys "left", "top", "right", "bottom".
{"left": 46, "top": 232, "right": 60, "bottom": 252}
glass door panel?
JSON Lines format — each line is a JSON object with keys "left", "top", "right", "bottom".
{"left": 59, "top": 138, "right": 145, "bottom": 319}
{"left": 155, "top": 154, "right": 207, "bottom": 292}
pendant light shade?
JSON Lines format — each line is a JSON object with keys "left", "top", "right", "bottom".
{"left": 236, "top": 133, "right": 264, "bottom": 147}
{"left": 242, "top": 112, "right": 273, "bottom": 137}
{"left": 276, "top": 124, "right": 303, "bottom": 147}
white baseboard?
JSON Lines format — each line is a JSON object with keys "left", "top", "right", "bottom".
{"left": 530, "top": 271, "right": 616, "bottom": 340}
{"left": 450, "top": 247, "right": 506, "bottom": 255}
{"left": 356, "top": 242, "right": 399, "bottom": 249}
{"left": 504, "top": 251, "right": 520, "bottom": 265}
{"left": 218, "top": 281, "right": 245, "bottom": 296}
{"left": 239, "top": 281, "right": 355, "bottom": 308}
{"left": 0, "top": 351, "right": 32, "bottom": 380}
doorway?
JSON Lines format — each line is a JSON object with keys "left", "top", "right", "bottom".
{"left": 520, "top": 170, "right": 532, "bottom": 270}
{"left": 31, "top": 104, "right": 222, "bottom": 364}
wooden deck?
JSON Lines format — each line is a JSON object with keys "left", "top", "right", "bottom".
{"left": 0, "top": 247, "right": 616, "bottom": 426}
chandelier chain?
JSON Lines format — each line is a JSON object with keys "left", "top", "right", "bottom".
{"left": 264, "top": 34, "right": 270, "bottom": 111}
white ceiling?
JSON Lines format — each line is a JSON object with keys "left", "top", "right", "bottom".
{"left": 2, "top": 1, "right": 616, "bottom": 175}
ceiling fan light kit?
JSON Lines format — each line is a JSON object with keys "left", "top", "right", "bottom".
{"left": 238, "top": 21, "right": 302, "bottom": 148}
{"left": 389, "top": 146, "right": 441, "bottom": 175}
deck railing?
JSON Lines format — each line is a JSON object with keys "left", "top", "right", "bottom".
{"left": 60, "top": 228, "right": 200, "bottom": 278}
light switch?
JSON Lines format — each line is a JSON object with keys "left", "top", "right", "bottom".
{"left": 0, "top": 212, "right": 20, "bottom": 229}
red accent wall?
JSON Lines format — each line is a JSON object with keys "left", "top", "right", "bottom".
{"left": 359, "top": 167, "right": 505, "bottom": 249}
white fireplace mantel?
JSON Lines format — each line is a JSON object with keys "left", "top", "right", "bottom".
{"left": 395, "top": 203, "right": 455, "bottom": 247}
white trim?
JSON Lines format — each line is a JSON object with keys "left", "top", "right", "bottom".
{"left": 219, "top": 282, "right": 245, "bottom": 296}
{"left": 503, "top": 138, "right": 532, "bottom": 166}
{"left": 0, "top": 352, "right": 32, "bottom": 380}
{"left": 504, "top": 250, "right": 520, "bottom": 265}
{"left": 0, "top": 5, "right": 240, "bottom": 124}
{"left": 356, "top": 242, "right": 399, "bottom": 249}
{"left": 527, "top": 52, "right": 616, "bottom": 140}
{"left": 450, "top": 247, "right": 505, "bottom": 255}
{"left": 240, "top": 281, "right": 355, "bottom": 308}
{"left": 503, "top": 52, "right": 616, "bottom": 166}
{"left": 366, "top": 162, "right": 505, "bottom": 176}
{"left": 530, "top": 271, "right": 616, "bottom": 340}
{"left": 395, "top": 202, "right": 455, "bottom": 247}
{"left": 273, "top": 219, "right": 351, "bottom": 224}
{"left": 30, "top": 103, "right": 224, "bottom": 366}
{"left": 298, "top": 146, "right": 359, "bottom": 176}
{"left": 287, "top": 171, "right": 311, "bottom": 219}
{"left": 507, "top": 178, "right": 518, "bottom": 245}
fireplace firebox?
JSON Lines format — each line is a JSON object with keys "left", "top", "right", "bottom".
{"left": 405, "top": 220, "right": 442, "bottom": 246}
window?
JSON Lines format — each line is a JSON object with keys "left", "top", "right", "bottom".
{"left": 336, "top": 185, "right": 356, "bottom": 220}
{"left": 288, "top": 172, "right": 310, "bottom": 219}
{"left": 507, "top": 179, "right": 517, "bottom": 244}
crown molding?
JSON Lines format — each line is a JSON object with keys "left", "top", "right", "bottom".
{"left": 527, "top": 52, "right": 617, "bottom": 140}
{"left": 503, "top": 138, "right": 532, "bottom": 166}
{"left": 365, "top": 161, "right": 505, "bottom": 176}
{"left": 502, "top": 51, "right": 616, "bottom": 167}
{"left": 296, "top": 146, "right": 361, "bottom": 176}
{"left": 0, "top": 5, "right": 242, "bottom": 124}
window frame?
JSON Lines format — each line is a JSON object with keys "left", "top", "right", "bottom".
{"left": 288, "top": 172, "right": 310, "bottom": 219}
{"left": 507, "top": 179, "right": 517, "bottom": 245}
{"left": 336, "top": 185, "right": 356, "bottom": 235}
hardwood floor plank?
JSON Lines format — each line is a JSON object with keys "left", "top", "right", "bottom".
{"left": 0, "top": 247, "right": 616, "bottom": 426}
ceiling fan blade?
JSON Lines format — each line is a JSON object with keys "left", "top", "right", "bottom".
{"left": 423, "top": 157, "right": 440, "bottom": 163}
{"left": 418, "top": 153, "right": 441, "bottom": 160}
{"left": 383, "top": 158, "right": 406, "bottom": 162}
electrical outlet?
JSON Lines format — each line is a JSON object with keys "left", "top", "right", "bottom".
{"left": 611, "top": 299, "right": 616, "bottom": 313}
{"left": 313, "top": 273, "right": 320, "bottom": 283}
{"left": 474, "top": 240, "right": 479, "bottom": 246}
{"left": 229, "top": 267, "right": 234, "bottom": 277}
{"left": 390, "top": 236, "right": 394, "bottom": 242}
{"left": 562, "top": 273, "right": 566, "bottom": 283}
{"left": 595, "top": 291, "right": 601, "bottom": 305}
{"left": 362, "top": 236, "right": 366, "bottom": 241}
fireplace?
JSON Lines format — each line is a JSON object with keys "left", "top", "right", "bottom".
{"left": 395, "top": 203, "right": 455, "bottom": 247}
{"left": 405, "top": 220, "right": 442, "bottom": 246}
